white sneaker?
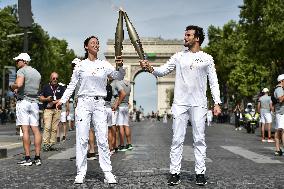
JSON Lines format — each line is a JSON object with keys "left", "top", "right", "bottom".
{"left": 74, "top": 174, "right": 85, "bottom": 184}
{"left": 104, "top": 172, "right": 117, "bottom": 184}
{"left": 17, "top": 159, "right": 33, "bottom": 166}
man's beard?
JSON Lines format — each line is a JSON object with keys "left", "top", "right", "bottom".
{"left": 184, "top": 42, "right": 193, "bottom": 48}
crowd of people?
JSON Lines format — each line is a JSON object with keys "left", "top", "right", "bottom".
{"left": 8, "top": 35, "right": 135, "bottom": 185}
{"left": 232, "top": 75, "right": 284, "bottom": 156}
{"left": 0, "top": 99, "right": 16, "bottom": 125}
{"left": 7, "top": 24, "right": 283, "bottom": 187}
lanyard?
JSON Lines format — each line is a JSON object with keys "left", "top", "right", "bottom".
{"left": 50, "top": 84, "right": 59, "bottom": 100}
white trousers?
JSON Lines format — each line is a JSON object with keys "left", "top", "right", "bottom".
{"left": 75, "top": 97, "right": 112, "bottom": 176}
{"left": 170, "top": 106, "right": 207, "bottom": 175}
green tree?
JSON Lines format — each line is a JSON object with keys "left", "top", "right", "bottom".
{"left": 205, "top": 0, "right": 284, "bottom": 103}
{"left": 0, "top": 5, "right": 76, "bottom": 89}
{"left": 239, "top": 0, "right": 284, "bottom": 82}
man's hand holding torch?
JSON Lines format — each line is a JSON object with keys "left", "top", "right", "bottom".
{"left": 139, "top": 60, "right": 154, "bottom": 73}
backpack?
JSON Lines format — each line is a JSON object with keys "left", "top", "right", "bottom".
{"left": 104, "top": 83, "right": 113, "bottom": 102}
{"left": 271, "top": 86, "right": 282, "bottom": 105}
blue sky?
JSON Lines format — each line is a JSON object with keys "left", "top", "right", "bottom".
{"left": 0, "top": 0, "right": 243, "bottom": 114}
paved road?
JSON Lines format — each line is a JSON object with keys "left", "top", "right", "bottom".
{"left": 0, "top": 120, "right": 284, "bottom": 188}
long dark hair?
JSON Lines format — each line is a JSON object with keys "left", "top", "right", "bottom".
{"left": 84, "top": 36, "right": 99, "bottom": 59}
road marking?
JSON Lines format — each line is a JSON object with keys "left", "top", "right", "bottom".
{"left": 133, "top": 170, "right": 154, "bottom": 173}
{"left": 221, "top": 146, "right": 282, "bottom": 164}
{"left": 183, "top": 146, "right": 212, "bottom": 162}
{"left": 0, "top": 142, "right": 22, "bottom": 149}
{"left": 48, "top": 146, "right": 75, "bottom": 159}
{"left": 264, "top": 147, "right": 275, "bottom": 151}
{"left": 122, "top": 145, "right": 212, "bottom": 162}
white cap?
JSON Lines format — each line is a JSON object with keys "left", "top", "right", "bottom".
{"left": 247, "top": 103, "right": 252, "bottom": 106}
{"left": 277, "top": 74, "right": 284, "bottom": 82}
{"left": 262, "top": 88, "right": 269, "bottom": 93}
{"left": 71, "top": 58, "right": 81, "bottom": 65}
{"left": 13, "top": 53, "right": 31, "bottom": 62}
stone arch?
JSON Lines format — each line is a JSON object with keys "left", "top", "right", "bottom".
{"left": 104, "top": 37, "right": 183, "bottom": 115}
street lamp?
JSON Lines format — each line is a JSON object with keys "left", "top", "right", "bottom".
{"left": 6, "top": 31, "right": 32, "bottom": 52}
{"left": 6, "top": 31, "right": 32, "bottom": 38}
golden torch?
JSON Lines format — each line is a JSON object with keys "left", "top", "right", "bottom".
{"left": 114, "top": 9, "right": 124, "bottom": 70}
{"left": 123, "top": 11, "right": 145, "bottom": 60}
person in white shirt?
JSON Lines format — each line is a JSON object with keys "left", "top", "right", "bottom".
{"left": 140, "top": 25, "right": 221, "bottom": 186}
{"left": 257, "top": 88, "right": 273, "bottom": 142}
{"left": 206, "top": 108, "right": 213, "bottom": 127}
{"left": 56, "top": 36, "right": 125, "bottom": 185}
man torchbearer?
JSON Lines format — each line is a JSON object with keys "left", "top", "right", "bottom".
{"left": 140, "top": 25, "right": 221, "bottom": 186}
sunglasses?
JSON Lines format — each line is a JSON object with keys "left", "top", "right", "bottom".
{"left": 52, "top": 77, "right": 58, "bottom": 80}
{"left": 16, "top": 59, "right": 24, "bottom": 63}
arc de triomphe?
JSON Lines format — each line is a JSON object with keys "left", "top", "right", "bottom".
{"left": 104, "top": 37, "right": 183, "bottom": 114}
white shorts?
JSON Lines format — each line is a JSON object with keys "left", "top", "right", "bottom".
{"left": 16, "top": 99, "right": 39, "bottom": 126}
{"left": 67, "top": 113, "right": 74, "bottom": 121}
{"left": 106, "top": 107, "right": 112, "bottom": 127}
{"left": 112, "top": 109, "right": 118, "bottom": 126}
{"left": 60, "top": 111, "right": 67, "bottom": 123}
{"left": 116, "top": 106, "right": 129, "bottom": 126}
{"left": 207, "top": 115, "right": 213, "bottom": 122}
{"left": 275, "top": 114, "right": 284, "bottom": 129}
{"left": 260, "top": 112, "right": 272, "bottom": 124}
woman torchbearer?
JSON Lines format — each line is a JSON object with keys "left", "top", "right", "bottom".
{"left": 56, "top": 36, "right": 125, "bottom": 184}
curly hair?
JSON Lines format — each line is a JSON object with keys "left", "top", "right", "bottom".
{"left": 185, "top": 25, "right": 205, "bottom": 45}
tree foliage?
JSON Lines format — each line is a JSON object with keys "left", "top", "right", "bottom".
{"left": 204, "top": 0, "right": 284, "bottom": 104}
{"left": 0, "top": 6, "right": 76, "bottom": 89}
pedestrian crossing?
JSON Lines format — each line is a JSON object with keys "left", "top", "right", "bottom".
{"left": 0, "top": 142, "right": 22, "bottom": 150}
{"left": 220, "top": 146, "right": 282, "bottom": 164}
{"left": 6, "top": 143, "right": 284, "bottom": 164}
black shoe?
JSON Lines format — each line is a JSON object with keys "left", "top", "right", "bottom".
{"left": 33, "top": 158, "right": 42, "bottom": 166}
{"left": 118, "top": 145, "right": 127, "bottom": 152}
{"left": 42, "top": 144, "right": 50, "bottom": 151}
{"left": 57, "top": 137, "right": 60, "bottom": 143}
{"left": 167, "top": 173, "right": 180, "bottom": 186}
{"left": 49, "top": 144, "right": 58, "bottom": 151}
{"left": 87, "top": 153, "right": 97, "bottom": 160}
{"left": 114, "top": 147, "right": 118, "bottom": 153}
{"left": 196, "top": 174, "right": 207, "bottom": 186}
{"left": 62, "top": 136, "right": 66, "bottom": 141}
{"left": 126, "top": 144, "right": 133, "bottom": 150}
{"left": 17, "top": 158, "right": 33, "bottom": 166}
{"left": 275, "top": 149, "right": 283, "bottom": 156}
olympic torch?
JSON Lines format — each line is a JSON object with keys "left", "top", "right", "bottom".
{"left": 123, "top": 11, "right": 145, "bottom": 60}
{"left": 114, "top": 10, "right": 124, "bottom": 70}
